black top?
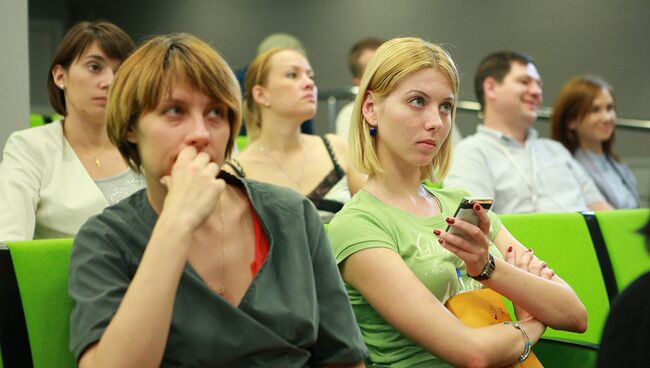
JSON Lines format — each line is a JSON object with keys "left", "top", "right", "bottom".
{"left": 226, "top": 136, "right": 346, "bottom": 214}
{"left": 597, "top": 271, "right": 650, "bottom": 367}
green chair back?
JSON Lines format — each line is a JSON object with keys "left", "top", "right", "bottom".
{"left": 595, "top": 208, "right": 650, "bottom": 291}
{"left": 499, "top": 212, "right": 609, "bottom": 345}
{"left": 29, "top": 113, "right": 45, "bottom": 128}
{"left": 50, "top": 114, "right": 64, "bottom": 123}
{"left": 0, "top": 239, "right": 75, "bottom": 368}
{"left": 534, "top": 338, "right": 598, "bottom": 367}
{"left": 236, "top": 136, "right": 249, "bottom": 152}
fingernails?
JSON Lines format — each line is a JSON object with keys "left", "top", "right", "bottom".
{"left": 508, "top": 246, "right": 513, "bottom": 253}
{"left": 445, "top": 217, "right": 455, "bottom": 224}
{"left": 438, "top": 239, "right": 445, "bottom": 244}
{"left": 474, "top": 203, "right": 481, "bottom": 211}
{"left": 433, "top": 229, "right": 441, "bottom": 236}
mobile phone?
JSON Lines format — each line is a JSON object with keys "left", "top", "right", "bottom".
{"left": 446, "top": 197, "right": 494, "bottom": 236}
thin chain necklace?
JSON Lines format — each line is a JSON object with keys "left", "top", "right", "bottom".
{"left": 72, "top": 147, "right": 103, "bottom": 168}
{"left": 257, "top": 137, "right": 307, "bottom": 189}
{"left": 216, "top": 199, "right": 226, "bottom": 295}
{"left": 62, "top": 119, "right": 104, "bottom": 168}
{"left": 204, "top": 196, "right": 228, "bottom": 296}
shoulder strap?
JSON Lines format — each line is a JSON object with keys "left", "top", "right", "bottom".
{"left": 320, "top": 135, "right": 345, "bottom": 178}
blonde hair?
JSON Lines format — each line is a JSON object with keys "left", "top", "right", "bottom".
{"left": 349, "top": 37, "right": 459, "bottom": 182}
{"left": 243, "top": 47, "right": 287, "bottom": 141}
{"left": 106, "top": 33, "right": 242, "bottom": 173}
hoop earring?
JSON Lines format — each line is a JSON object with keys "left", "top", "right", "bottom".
{"left": 369, "top": 126, "right": 377, "bottom": 137}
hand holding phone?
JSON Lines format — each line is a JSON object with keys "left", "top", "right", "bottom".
{"left": 446, "top": 197, "right": 494, "bottom": 236}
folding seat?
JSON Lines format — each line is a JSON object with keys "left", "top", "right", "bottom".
{"left": 0, "top": 238, "right": 76, "bottom": 368}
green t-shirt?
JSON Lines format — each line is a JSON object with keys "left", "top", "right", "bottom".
{"left": 328, "top": 186, "right": 502, "bottom": 367}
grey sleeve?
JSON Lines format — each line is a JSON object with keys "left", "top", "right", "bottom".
{"left": 567, "top": 155, "right": 607, "bottom": 205}
{"left": 304, "top": 200, "right": 368, "bottom": 364}
{"left": 68, "top": 218, "right": 132, "bottom": 361}
{"left": 444, "top": 141, "right": 495, "bottom": 198}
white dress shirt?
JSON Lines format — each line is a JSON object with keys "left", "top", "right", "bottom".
{"left": 444, "top": 125, "right": 605, "bottom": 214}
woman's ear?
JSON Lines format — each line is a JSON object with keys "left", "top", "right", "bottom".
{"left": 568, "top": 119, "right": 578, "bottom": 130}
{"left": 251, "top": 85, "right": 269, "bottom": 107}
{"left": 362, "top": 91, "right": 377, "bottom": 126}
{"left": 126, "top": 127, "right": 137, "bottom": 144}
{"left": 52, "top": 65, "right": 65, "bottom": 89}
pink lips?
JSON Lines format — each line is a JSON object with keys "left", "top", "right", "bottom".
{"left": 417, "top": 139, "right": 436, "bottom": 149}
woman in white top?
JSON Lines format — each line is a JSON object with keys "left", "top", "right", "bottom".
{"left": 0, "top": 20, "right": 144, "bottom": 241}
{"left": 551, "top": 76, "right": 640, "bottom": 209}
{"left": 226, "top": 47, "right": 365, "bottom": 223}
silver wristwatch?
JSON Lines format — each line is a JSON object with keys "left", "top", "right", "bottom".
{"left": 468, "top": 253, "right": 495, "bottom": 281}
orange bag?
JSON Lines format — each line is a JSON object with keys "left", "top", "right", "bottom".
{"left": 445, "top": 288, "right": 543, "bottom": 368}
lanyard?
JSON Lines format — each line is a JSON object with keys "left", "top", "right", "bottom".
{"left": 489, "top": 136, "right": 539, "bottom": 207}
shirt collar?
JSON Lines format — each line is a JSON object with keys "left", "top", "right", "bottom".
{"left": 476, "top": 125, "right": 539, "bottom": 146}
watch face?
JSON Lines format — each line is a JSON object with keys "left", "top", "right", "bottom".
{"left": 470, "top": 253, "right": 495, "bottom": 281}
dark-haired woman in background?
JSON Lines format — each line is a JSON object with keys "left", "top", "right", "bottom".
{"left": 551, "top": 76, "right": 640, "bottom": 209}
{"left": 0, "top": 20, "right": 143, "bottom": 241}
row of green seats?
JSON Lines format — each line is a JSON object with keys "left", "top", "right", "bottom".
{"left": 499, "top": 208, "right": 649, "bottom": 366}
{"left": 29, "top": 113, "right": 64, "bottom": 128}
{"left": 1, "top": 209, "right": 647, "bottom": 367}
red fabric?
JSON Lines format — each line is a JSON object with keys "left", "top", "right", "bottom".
{"left": 249, "top": 210, "right": 269, "bottom": 277}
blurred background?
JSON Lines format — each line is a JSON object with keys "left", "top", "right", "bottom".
{"left": 2, "top": 0, "right": 649, "bottom": 203}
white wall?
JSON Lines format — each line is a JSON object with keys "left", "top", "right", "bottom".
{"left": 0, "top": 0, "right": 30, "bottom": 158}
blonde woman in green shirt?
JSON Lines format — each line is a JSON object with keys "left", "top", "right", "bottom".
{"left": 328, "top": 37, "right": 587, "bottom": 367}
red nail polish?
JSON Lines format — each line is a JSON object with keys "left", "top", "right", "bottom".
{"left": 433, "top": 229, "right": 441, "bottom": 236}
{"left": 446, "top": 217, "right": 455, "bottom": 224}
{"left": 438, "top": 239, "right": 445, "bottom": 244}
{"left": 508, "top": 246, "right": 513, "bottom": 253}
{"left": 474, "top": 203, "right": 481, "bottom": 211}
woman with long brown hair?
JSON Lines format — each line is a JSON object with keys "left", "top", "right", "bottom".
{"left": 551, "top": 76, "right": 639, "bottom": 208}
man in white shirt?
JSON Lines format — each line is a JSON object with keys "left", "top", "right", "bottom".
{"left": 444, "top": 51, "right": 612, "bottom": 214}
{"left": 335, "top": 38, "right": 384, "bottom": 139}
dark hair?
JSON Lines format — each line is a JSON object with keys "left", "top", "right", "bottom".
{"left": 550, "top": 76, "right": 619, "bottom": 160}
{"left": 347, "top": 38, "right": 385, "bottom": 78}
{"left": 47, "top": 20, "right": 135, "bottom": 115}
{"left": 474, "top": 51, "right": 535, "bottom": 111}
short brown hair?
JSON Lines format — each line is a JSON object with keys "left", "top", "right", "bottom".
{"left": 106, "top": 33, "right": 242, "bottom": 173}
{"left": 550, "top": 76, "right": 618, "bottom": 160}
{"left": 47, "top": 20, "right": 135, "bottom": 115}
{"left": 474, "top": 51, "right": 535, "bottom": 112}
{"left": 349, "top": 37, "right": 459, "bottom": 182}
{"left": 347, "top": 38, "right": 385, "bottom": 78}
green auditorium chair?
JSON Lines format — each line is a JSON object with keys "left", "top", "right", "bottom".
{"left": 29, "top": 114, "right": 45, "bottom": 128}
{"left": 499, "top": 212, "right": 606, "bottom": 366}
{"left": 236, "top": 135, "right": 248, "bottom": 152}
{"left": 0, "top": 239, "right": 76, "bottom": 368}
{"left": 594, "top": 208, "right": 650, "bottom": 292}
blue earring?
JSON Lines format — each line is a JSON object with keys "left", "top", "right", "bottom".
{"left": 369, "top": 126, "right": 377, "bottom": 137}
